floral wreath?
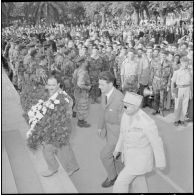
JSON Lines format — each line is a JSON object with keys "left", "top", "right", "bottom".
{"left": 27, "top": 90, "right": 72, "bottom": 151}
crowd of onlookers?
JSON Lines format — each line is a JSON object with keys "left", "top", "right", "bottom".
{"left": 2, "top": 19, "right": 193, "bottom": 127}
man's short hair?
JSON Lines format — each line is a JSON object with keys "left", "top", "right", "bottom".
{"left": 99, "top": 71, "right": 115, "bottom": 84}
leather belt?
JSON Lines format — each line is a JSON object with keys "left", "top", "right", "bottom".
{"left": 177, "top": 84, "right": 190, "bottom": 88}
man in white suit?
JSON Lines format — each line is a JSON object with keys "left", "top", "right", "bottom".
{"left": 113, "top": 92, "right": 166, "bottom": 193}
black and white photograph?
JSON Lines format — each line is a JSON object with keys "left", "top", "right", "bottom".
{"left": 2, "top": 1, "right": 193, "bottom": 193}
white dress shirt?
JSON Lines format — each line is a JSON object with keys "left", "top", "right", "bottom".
{"left": 105, "top": 87, "right": 114, "bottom": 102}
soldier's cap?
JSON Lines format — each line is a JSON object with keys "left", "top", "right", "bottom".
{"left": 180, "top": 56, "right": 190, "bottom": 63}
{"left": 189, "top": 42, "right": 193, "bottom": 46}
{"left": 146, "top": 45, "right": 153, "bottom": 49}
{"left": 36, "top": 53, "right": 46, "bottom": 59}
{"left": 99, "top": 44, "right": 104, "bottom": 48}
{"left": 76, "top": 56, "right": 85, "bottom": 63}
{"left": 30, "top": 48, "right": 37, "bottom": 56}
{"left": 121, "top": 46, "right": 128, "bottom": 50}
{"left": 162, "top": 40, "right": 168, "bottom": 45}
{"left": 160, "top": 50, "right": 168, "bottom": 55}
{"left": 168, "top": 51, "right": 175, "bottom": 56}
{"left": 27, "top": 42, "right": 36, "bottom": 48}
{"left": 36, "top": 43, "right": 42, "bottom": 47}
{"left": 93, "top": 45, "right": 99, "bottom": 50}
{"left": 128, "top": 47, "right": 135, "bottom": 53}
{"left": 172, "top": 43, "right": 178, "bottom": 48}
{"left": 123, "top": 92, "right": 143, "bottom": 107}
{"left": 18, "top": 44, "right": 26, "bottom": 51}
{"left": 129, "top": 40, "right": 135, "bottom": 47}
{"left": 13, "top": 39, "right": 20, "bottom": 44}
{"left": 150, "top": 38, "right": 155, "bottom": 42}
{"left": 179, "top": 51, "right": 188, "bottom": 57}
{"left": 83, "top": 46, "right": 88, "bottom": 49}
{"left": 56, "top": 42, "right": 64, "bottom": 48}
{"left": 22, "top": 32, "right": 28, "bottom": 36}
{"left": 43, "top": 41, "right": 50, "bottom": 47}
{"left": 174, "top": 52, "right": 181, "bottom": 57}
{"left": 188, "top": 45, "right": 193, "bottom": 51}
{"left": 137, "top": 47, "right": 143, "bottom": 51}
{"left": 154, "top": 45, "right": 161, "bottom": 51}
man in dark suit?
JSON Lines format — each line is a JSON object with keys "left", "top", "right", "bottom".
{"left": 97, "top": 71, "right": 124, "bottom": 188}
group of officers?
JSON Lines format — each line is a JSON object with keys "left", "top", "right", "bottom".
{"left": 2, "top": 21, "right": 193, "bottom": 129}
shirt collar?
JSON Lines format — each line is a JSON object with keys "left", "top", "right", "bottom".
{"left": 105, "top": 87, "right": 114, "bottom": 100}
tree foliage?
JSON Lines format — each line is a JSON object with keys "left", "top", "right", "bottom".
{"left": 3, "top": 1, "right": 193, "bottom": 26}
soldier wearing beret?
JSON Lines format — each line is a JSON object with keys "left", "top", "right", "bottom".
{"left": 87, "top": 46, "right": 104, "bottom": 103}
{"left": 72, "top": 57, "right": 91, "bottom": 127}
{"left": 113, "top": 46, "right": 127, "bottom": 90}
{"left": 149, "top": 49, "right": 172, "bottom": 116}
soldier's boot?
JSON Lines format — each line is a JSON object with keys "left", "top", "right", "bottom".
{"left": 72, "top": 112, "right": 77, "bottom": 118}
{"left": 77, "top": 120, "right": 91, "bottom": 128}
{"left": 152, "top": 110, "right": 160, "bottom": 115}
{"left": 159, "top": 109, "right": 165, "bottom": 117}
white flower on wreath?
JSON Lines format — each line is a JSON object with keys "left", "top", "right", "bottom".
{"left": 44, "top": 101, "right": 51, "bottom": 107}
{"left": 38, "top": 99, "right": 44, "bottom": 104}
{"left": 42, "top": 107, "right": 47, "bottom": 115}
{"left": 28, "top": 110, "right": 34, "bottom": 118}
{"left": 37, "top": 104, "right": 43, "bottom": 110}
{"left": 54, "top": 99, "right": 60, "bottom": 104}
{"left": 31, "top": 105, "right": 37, "bottom": 111}
{"left": 29, "top": 118, "right": 35, "bottom": 124}
{"left": 65, "top": 98, "right": 69, "bottom": 103}
{"left": 48, "top": 104, "right": 55, "bottom": 109}
{"left": 26, "top": 130, "right": 32, "bottom": 138}
{"left": 59, "top": 91, "right": 67, "bottom": 95}
{"left": 36, "top": 112, "right": 44, "bottom": 120}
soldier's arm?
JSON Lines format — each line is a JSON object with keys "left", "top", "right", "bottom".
{"left": 149, "top": 61, "right": 154, "bottom": 86}
{"left": 77, "top": 71, "right": 91, "bottom": 90}
{"left": 171, "top": 71, "right": 177, "bottom": 94}
{"left": 167, "top": 65, "right": 172, "bottom": 89}
{"left": 65, "top": 94, "right": 73, "bottom": 118}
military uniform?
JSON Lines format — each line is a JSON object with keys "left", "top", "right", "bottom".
{"left": 88, "top": 56, "right": 104, "bottom": 103}
{"left": 150, "top": 56, "right": 172, "bottom": 114}
{"left": 113, "top": 55, "right": 126, "bottom": 90}
{"left": 121, "top": 56, "right": 140, "bottom": 93}
{"left": 72, "top": 58, "right": 91, "bottom": 127}
{"left": 104, "top": 52, "right": 116, "bottom": 75}
{"left": 61, "top": 53, "right": 76, "bottom": 99}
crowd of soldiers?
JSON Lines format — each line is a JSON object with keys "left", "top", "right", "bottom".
{"left": 2, "top": 19, "right": 193, "bottom": 127}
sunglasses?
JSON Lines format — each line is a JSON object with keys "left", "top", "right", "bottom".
{"left": 123, "top": 103, "right": 136, "bottom": 109}
{"left": 124, "top": 105, "right": 128, "bottom": 109}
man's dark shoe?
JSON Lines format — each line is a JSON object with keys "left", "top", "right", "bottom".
{"left": 152, "top": 110, "right": 160, "bottom": 115}
{"left": 179, "top": 121, "right": 187, "bottom": 127}
{"left": 174, "top": 121, "right": 180, "bottom": 126}
{"left": 72, "top": 112, "right": 77, "bottom": 118}
{"left": 77, "top": 120, "right": 91, "bottom": 128}
{"left": 101, "top": 176, "right": 117, "bottom": 188}
{"left": 159, "top": 109, "right": 165, "bottom": 117}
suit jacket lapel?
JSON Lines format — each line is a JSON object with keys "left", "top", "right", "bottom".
{"left": 105, "top": 88, "right": 117, "bottom": 109}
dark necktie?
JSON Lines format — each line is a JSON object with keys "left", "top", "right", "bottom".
{"left": 105, "top": 96, "right": 107, "bottom": 104}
